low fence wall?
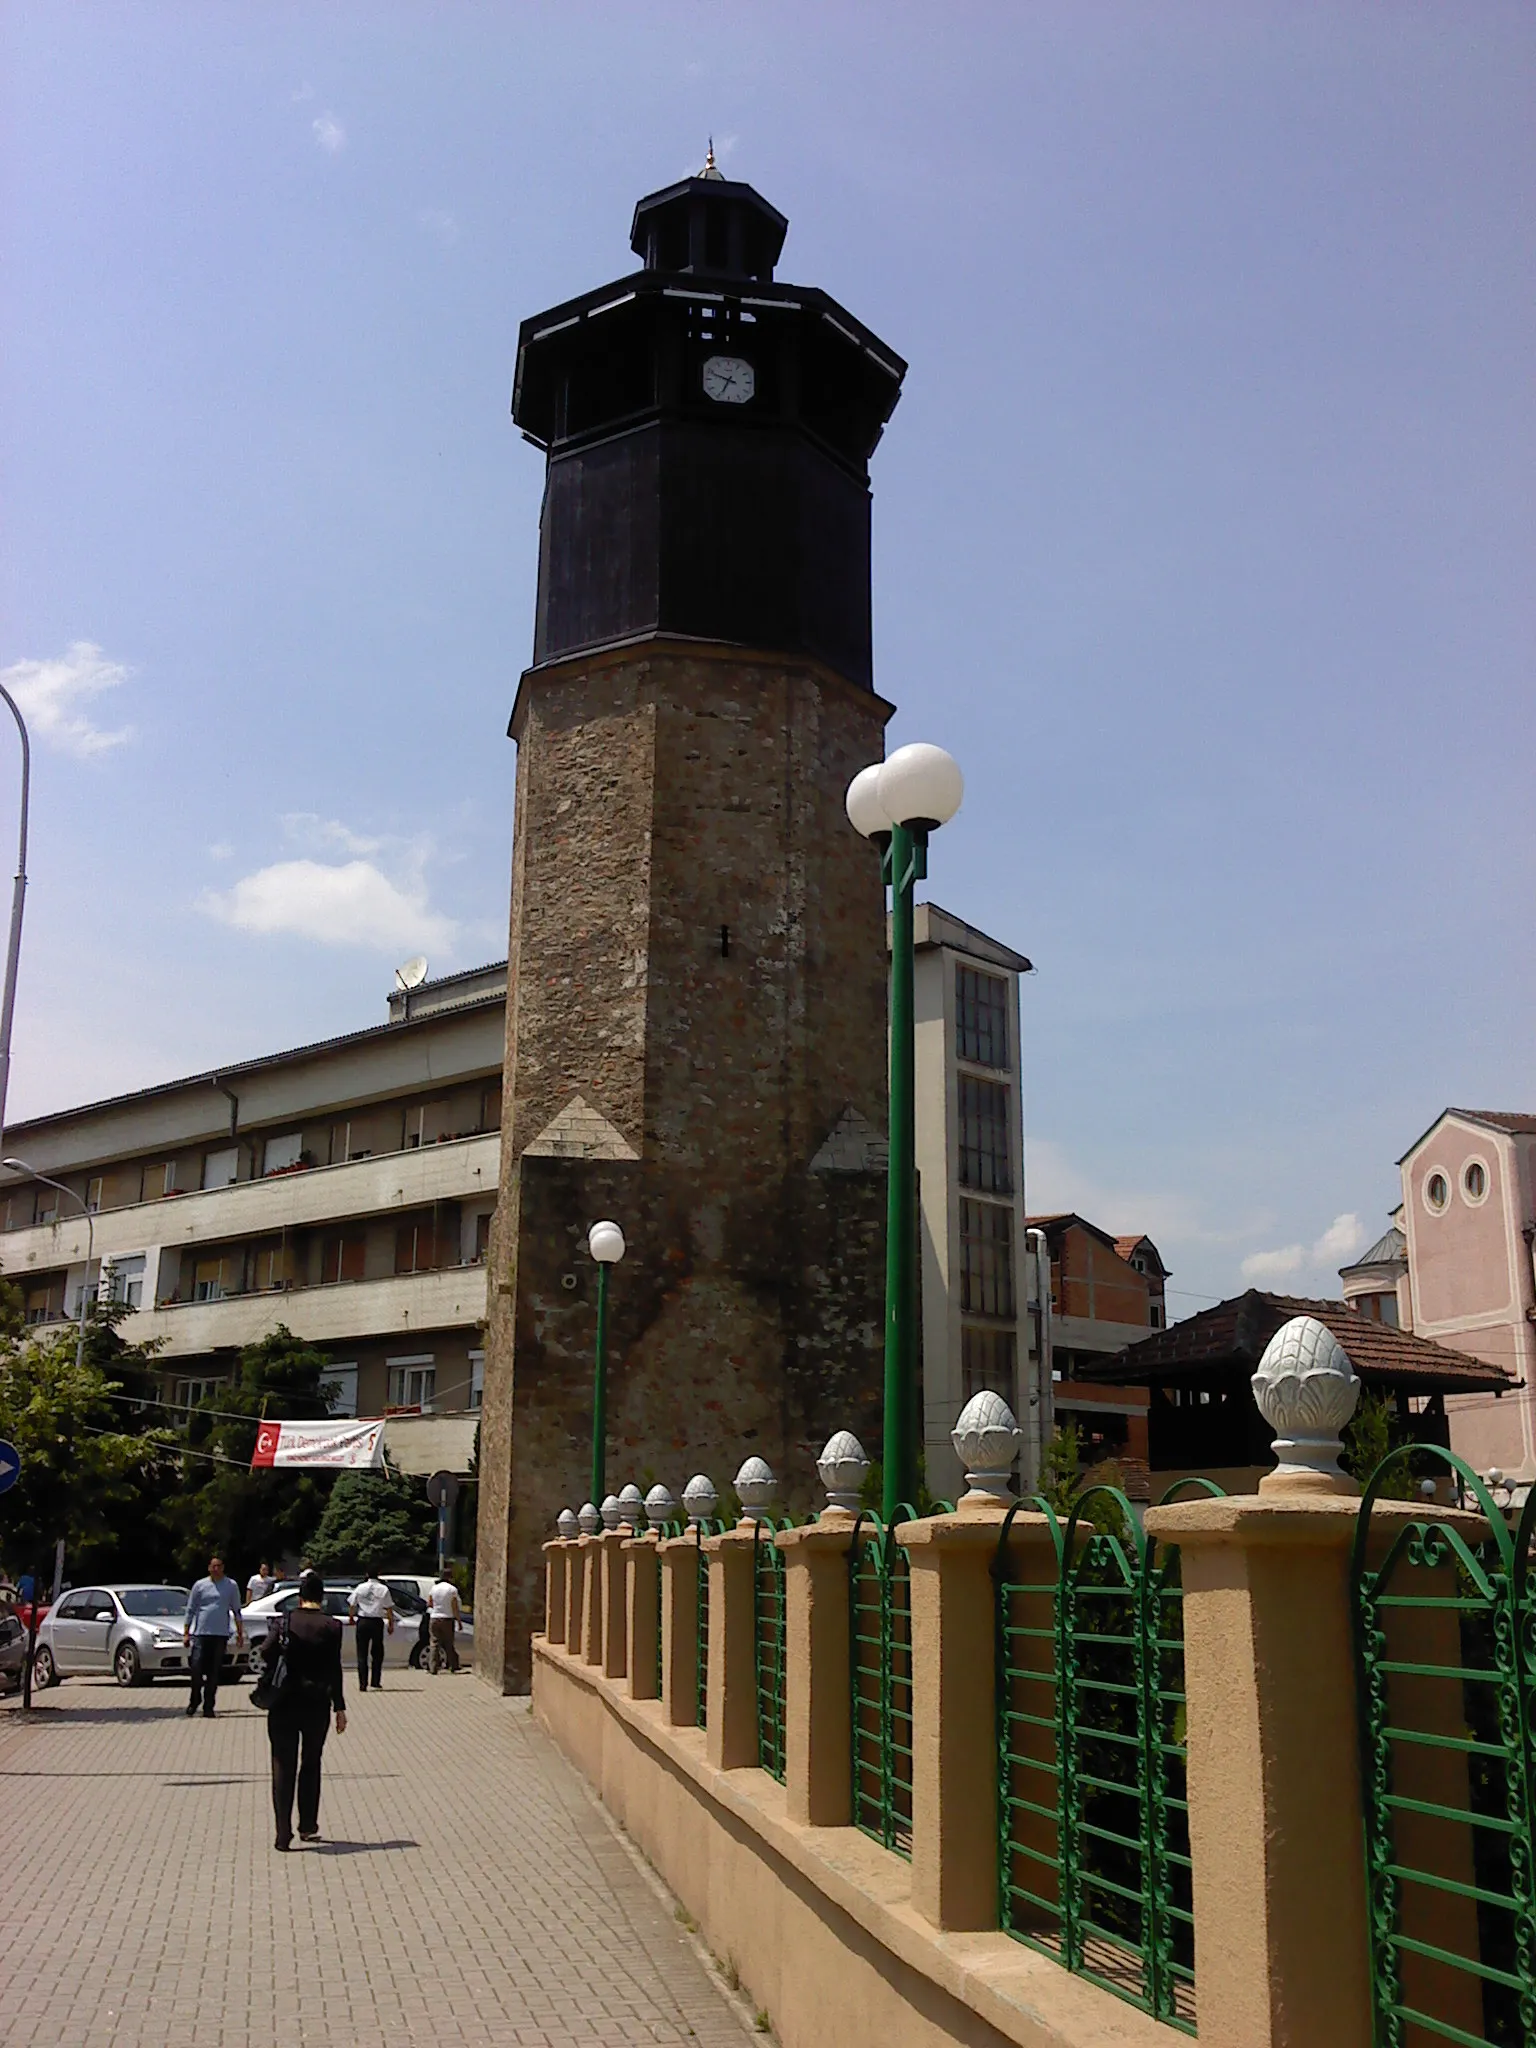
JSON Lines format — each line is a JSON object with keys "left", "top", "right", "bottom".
{"left": 530, "top": 1353, "right": 1526, "bottom": 2048}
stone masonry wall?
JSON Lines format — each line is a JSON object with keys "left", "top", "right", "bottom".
{"left": 476, "top": 639, "right": 893, "bottom": 1691}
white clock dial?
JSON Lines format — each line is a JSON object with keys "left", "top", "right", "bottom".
{"left": 701, "top": 354, "right": 755, "bottom": 404}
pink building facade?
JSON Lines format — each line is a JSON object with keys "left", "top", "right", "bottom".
{"left": 1397, "top": 1109, "right": 1536, "bottom": 1482}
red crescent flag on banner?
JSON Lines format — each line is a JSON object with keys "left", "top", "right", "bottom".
{"left": 249, "top": 1420, "right": 386, "bottom": 1470}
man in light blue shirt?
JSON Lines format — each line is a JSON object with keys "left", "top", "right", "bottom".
{"left": 183, "top": 1556, "right": 245, "bottom": 1718}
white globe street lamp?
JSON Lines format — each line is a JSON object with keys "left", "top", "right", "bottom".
{"left": 846, "top": 741, "right": 963, "bottom": 1519}
{"left": 586, "top": 1220, "right": 626, "bottom": 1504}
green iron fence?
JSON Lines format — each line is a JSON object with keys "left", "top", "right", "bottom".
{"left": 753, "top": 1517, "right": 794, "bottom": 1782}
{"left": 850, "top": 1507, "right": 915, "bottom": 1857}
{"left": 1351, "top": 1447, "right": 1536, "bottom": 2048}
{"left": 993, "top": 1481, "right": 1214, "bottom": 2035}
{"left": 693, "top": 1520, "right": 724, "bottom": 1728}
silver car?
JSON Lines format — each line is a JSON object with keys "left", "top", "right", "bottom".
{"left": 32, "top": 1584, "right": 251, "bottom": 1688}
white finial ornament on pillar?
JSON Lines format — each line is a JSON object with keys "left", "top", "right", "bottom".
{"left": 735, "top": 1456, "right": 777, "bottom": 1522}
{"left": 1252, "top": 1315, "right": 1361, "bottom": 1494}
{"left": 617, "top": 1482, "right": 644, "bottom": 1530}
{"left": 556, "top": 1508, "right": 579, "bottom": 1540}
{"left": 952, "top": 1389, "right": 1023, "bottom": 1506}
{"left": 577, "top": 1501, "right": 601, "bottom": 1535}
{"left": 817, "top": 1430, "right": 871, "bottom": 1514}
{"left": 682, "top": 1474, "right": 718, "bottom": 1528}
{"left": 644, "top": 1483, "right": 676, "bottom": 1530}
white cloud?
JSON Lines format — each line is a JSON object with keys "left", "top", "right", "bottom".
{"left": 280, "top": 812, "right": 382, "bottom": 857}
{"left": 1241, "top": 1212, "right": 1364, "bottom": 1284}
{"left": 313, "top": 112, "right": 346, "bottom": 154}
{"left": 207, "top": 841, "right": 234, "bottom": 861}
{"left": 198, "top": 858, "right": 456, "bottom": 954}
{"left": 1239, "top": 1243, "right": 1308, "bottom": 1282}
{"left": 0, "top": 641, "right": 134, "bottom": 757}
{"left": 416, "top": 208, "right": 461, "bottom": 247}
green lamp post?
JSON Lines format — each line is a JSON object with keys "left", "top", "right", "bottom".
{"left": 586, "top": 1219, "right": 626, "bottom": 1507}
{"left": 846, "top": 742, "right": 964, "bottom": 1523}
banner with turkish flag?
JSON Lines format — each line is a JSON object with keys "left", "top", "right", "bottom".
{"left": 250, "top": 1419, "right": 387, "bottom": 1471}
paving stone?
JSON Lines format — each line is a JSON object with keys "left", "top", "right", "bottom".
{"left": 1, "top": 1676, "right": 750, "bottom": 2046}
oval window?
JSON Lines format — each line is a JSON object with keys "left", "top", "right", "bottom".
{"left": 1464, "top": 1162, "right": 1487, "bottom": 1201}
{"left": 1426, "top": 1172, "right": 1449, "bottom": 1212}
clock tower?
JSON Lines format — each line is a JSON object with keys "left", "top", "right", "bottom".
{"left": 475, "top": 157, "right": 906, "bottom": 1691}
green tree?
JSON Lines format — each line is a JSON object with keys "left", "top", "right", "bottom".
{"left": 308, "top": 1462, "right": 437, "bottom": 1574}
{"left": 158, "top": 1326, "right": 339, "bottom": 1578}
{"left": 1037, "top": 1421, "right": 1083, "bottom": 1517}
{"left": 1343, "top": 1390, "right": 1416, "bottom": 1498}
{"left": 0, "top": 1315, "right": 179, "bottom": 1583}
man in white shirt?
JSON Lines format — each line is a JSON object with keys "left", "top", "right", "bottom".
{"left": 427, "top": 1575, "right": 461, "bottom": 1675}
{"left": 347, "top": 1567, "right": 396, "bottom": 1692}
{"left": 246, "top": 1561, "right": 276, "bottom": 1604}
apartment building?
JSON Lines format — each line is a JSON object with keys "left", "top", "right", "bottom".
{"left": 0, "top": 963, "right": 506, "bottom": 1434}
{"left": 910, "top": 902, "right": 1050, "bottom": 1499}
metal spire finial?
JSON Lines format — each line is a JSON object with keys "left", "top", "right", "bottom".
{"left": 701, "top": 138, "right": 723, "bottom": 180}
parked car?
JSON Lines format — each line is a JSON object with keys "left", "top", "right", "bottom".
{"left": 0, "top": 1608, "right": 25, "bottom": 1695}
{"left": 241, "top": 1579, "right": 359, "bottom": 1653}
{"left": 32, "top": 1585, "right": 254, "bottom": 1688}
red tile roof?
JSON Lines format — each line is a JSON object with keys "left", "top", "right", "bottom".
{"left": 1450, "top": 1110, "right": 1536, "bottom": 1136}
{"left": 1071, "top": 1290, "right": 1513, "bottom": 1394}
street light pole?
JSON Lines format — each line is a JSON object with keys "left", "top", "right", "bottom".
{"left": 3, "top": 1158, "right": 93, "bottom": 1370}
{"left": 846, "top": 745, "right": 964, "bottom": 1525}
{"left": 586, "top": 1221, "right": 626, "bottom": 1508}
{"left": 0, "top": 685, "right": 31, "bottom": 1161}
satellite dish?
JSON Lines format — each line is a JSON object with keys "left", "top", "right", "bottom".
{"left": 395, "top": 955, "right": 429, "bottom": 991}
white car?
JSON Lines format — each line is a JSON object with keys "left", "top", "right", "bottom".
{"left": 32, "top": 1585, "right": 254, "bottom": 1688}
{"left": 241, "top": 1579, "right": 358, "bottom": 1652}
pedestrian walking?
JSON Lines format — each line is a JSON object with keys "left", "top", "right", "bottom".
{"left": 426, "top": 1572, "right": 462, "bottom": 1674}
{"left": 347, "top": 1566, "right": 395, "bottom": 1690}
{"left": 260, "top": 1567, "right": 346, "bottom": 1850}
{"left": 245, "top": 1559, "right": 276, "bottom": 1603}
{"left": 183, "top": 1556, "right": 244, "bottom": 1717}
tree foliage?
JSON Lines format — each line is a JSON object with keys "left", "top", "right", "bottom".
{"left": 157, "top": 1326, "right": 339, "bottom": 1578}
{"left": 0, "top": 1294, "right": 179, "bottom": 1583}
{"left": 1343, "top": 1389, "right": 1416, "bottom": 1499}
{"left": 307, "top": 1462, "right": 437, "bottom": 1574}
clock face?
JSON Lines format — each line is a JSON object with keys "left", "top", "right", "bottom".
{"left": 701, "top": 354, "right": 755, "bottom": 405}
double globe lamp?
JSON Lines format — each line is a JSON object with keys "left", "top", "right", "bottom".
{"left": 846, "top": 743, "right": 964, "bottom": 1521}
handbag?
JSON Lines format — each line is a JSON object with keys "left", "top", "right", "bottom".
{"left": 250, "top": 1616, "right": 290, "bottom": 1711}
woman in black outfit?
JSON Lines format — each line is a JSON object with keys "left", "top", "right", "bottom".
{"left": 262, "top": 1568, "right": 346, "bottom": 1850}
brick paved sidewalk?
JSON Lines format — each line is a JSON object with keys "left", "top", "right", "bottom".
{"left": 1, "top": 1672, "right": 751, "bottom": 2047}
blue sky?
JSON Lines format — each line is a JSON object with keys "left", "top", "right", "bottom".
{"left": 3, "top": 4, "right": 1532, "bottom": 1312}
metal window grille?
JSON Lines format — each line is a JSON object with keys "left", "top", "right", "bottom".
{"left": 962, "top": 1324, "right": 1017, "bottom": 1402}
{"left": 958, "top": 1074, "right": 1012, "bottom": 1195}
{"left": 960, "top": 1197, "right": 1016, "bottom": 1318}
{"left": 654, "top": 1519, "right": 686, "bottom": 1699}
{"left": 850, "top": 1510, "right": 915, "bottom": 1857}
{"left": 956, "top": 963, "right": 1010, "bottom": 1069}
{"left": 753, "top": 1518, "right": 792, "bottom": 1783}
{"left": 994, "top": 1483, "right": 1211, "bottom": 2035}
{"left": 694, "top": 1523, "right": 722, "bottom": 1729}
{"left": 1351, "top": 1448, "right": 1536, "bottom": 2048}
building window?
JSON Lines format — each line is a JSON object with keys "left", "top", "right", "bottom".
{"left": 469, "top": 1351, "right": 485, "bottom": 1411}
{"left": 174, "top": 1377, "right": 222, "bottom": 1412}
{"left": 1425, "top": 1171, "right": 1449, "bottom": 1213}
{"left": 85, "top": 1177, "right": 104, "bottom": 1212}
{"left": 106, "top": 1255, "right": 146, "bottom": 1310}
{"left": 955, "top": 965, "right": 1010, "bottom": 1070}
{"left": 320, "top": 1232, "right": 367, "bottom": 1285}
{"left": 388, "top": 1358, "right": 436, "bottom": 1412}
{"left": 251, "top": 1244, "right": 287, "bottom": 1291}
{"left": 958, "top": 1075, "right": 1012, "bottom": 1194}
{"left": 202, "top": 1147, "right": 238, "bottom": 1191}
{"left": 140, "top": 1163, "right": 175, "bottom": 1202}
{"left": 474, "top": 1211, "right": 492, "bottom": 1264}
{"left": 1463, "top": 1160, "right": 1488, "bottom": 1204}
{"left": 1149, "top": 1303, "right": 1163, "bottom": 1329}
{"left": 263, "top": 1132, "right": 304, "bottom": 1175}
{"left": 960, "top": 1199, "right": 1015, "bottom": 1319}
{"left": 34, "top": 1188, "right": 59, "bottom": 1224}
{"left": 961, "top": 1324, "right": 1016, "bottom": 1404}
{"left": 394, "top": 1223, "right": 449, "bottom": 1275}
{"left": 319, "top": 1365, "right": 359, "bottom": 1418}
{"left": 23, "top": 1278, "right": 65, "bottom": 1324}
{"left": 191, "top": 1255, "right": 226, "bottom": 1303}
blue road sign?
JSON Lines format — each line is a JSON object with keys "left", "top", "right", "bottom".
{"left": 0, "top": 1439, "right": 19, "bottom": 1495}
